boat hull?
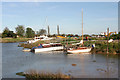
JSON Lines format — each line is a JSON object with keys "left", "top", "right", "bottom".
{"left": 67, "top": 48, "right": 91, "bottom": 54}
{"left": 34, "top": 46, "right": 64, "bottom": 53}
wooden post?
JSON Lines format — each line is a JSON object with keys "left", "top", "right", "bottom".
{"left": 107, "top": 28, "right": 109, "bottom": 53}
{"left": 106, "top": 27, "right": 109, "bottom": 77}
{"left": 82, "top": 8, "right": 84, "bottom": 46}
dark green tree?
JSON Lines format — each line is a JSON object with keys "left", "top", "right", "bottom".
{"left": 8, "top": 31, "right": 17, "bottom": 38}
{"left": 38, "top": 29, "right": 46, "bottom": 36}
{"left": 26, "top": 27, "right": 35, "bottom": 38}
{"left": 15, "top": 25, "right": 25, "bottom": 37}
{"left": 2, "top": 27, "right": 16, "bottom": 38}
{"left": 2, "top": 27, "right": 10, "bottom": 38}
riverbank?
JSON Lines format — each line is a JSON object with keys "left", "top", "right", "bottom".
{"left": 0, "top": 38, "right": 32, "bottom": 43}
{"left": 19, "top": 38, "right": 120, "bottom": 54}
{"left": 84, "top": 40, "right": 120, "bottom": 54}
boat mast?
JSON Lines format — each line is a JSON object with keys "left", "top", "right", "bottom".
{"left": 82, "top": 8, "right": 84, "bottom": 46}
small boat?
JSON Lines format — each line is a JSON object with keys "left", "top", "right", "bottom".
{"left": 67, "top": 9, "right": 92, "bottom": 54}
{"left": 22, "top": 48, "right": 31, "bottom": 52}
{"left": 32, "top": 43, "right": 64, "bottom": 53}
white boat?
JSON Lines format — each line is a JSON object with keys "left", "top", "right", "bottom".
{"left": 34, "top": 46, "right": 64, "bottom": 53}
{"left": 33, "top": 43, "right": 64, "bottom": 53}
{"left": 67, "top": 9, "right": 92, "bottom": 54}
{"left": 22, "top": 48, "right": 31, "bottom": 52}
{"left": 27, "top": 35, "right": 53, "bottom": 43}
{"left": 67, "top": 47, "right": 91, "bottom": 54}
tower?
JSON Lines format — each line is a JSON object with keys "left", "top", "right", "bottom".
{"left": 57, "top": 25, "right": 60, "bottom": 35}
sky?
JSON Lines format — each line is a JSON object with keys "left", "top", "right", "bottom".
{"left": 1, "top": 2, "right": 118, "bottom": 35}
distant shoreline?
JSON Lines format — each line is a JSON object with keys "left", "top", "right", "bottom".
{"left": 0, "top": 38, "right": 32, "bottom": 43}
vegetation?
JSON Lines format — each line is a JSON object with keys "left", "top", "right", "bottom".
{"left": 16, "top": 70, "right": 71, "bottom": 80}
{"left": 109, "top": 32, "right": 120, "bottom": 40}
{"left": 20, "top": 41, "right": 45, "bottom": 49}
{"left": 2, "top": 27, "right": 17, "bottom": 38}
{"left": 83, "top": 41, "right": 120, "bottom": 54}
{"left": 1, "top": 38, "right": 32, "bottom": 43}
{"left": 38, "top": 29, "right": 47, "bottom": 36}
{"left": 26, "top": 27, "right": 35, "bottom": 38}
{"left": 15, "top": 25, "right": 25, "bottom": 37}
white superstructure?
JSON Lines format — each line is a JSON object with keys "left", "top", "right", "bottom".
{"left": 27, "top": 35, "right": 52, "bottom": 43}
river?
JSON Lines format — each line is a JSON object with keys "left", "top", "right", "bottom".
{"left": 2, "top": 43, "right": 118, "bottom": 78}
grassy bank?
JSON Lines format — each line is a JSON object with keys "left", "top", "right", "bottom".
{"left": 1, "top": 37, "right": 32, "bottom": 43}
{"left": 16, "top": 70, "right": 71, "bottom": 80}
{"left": 83, "top": 40, "right": 120, "bottom": 54}
{"left": 19, "top": 38, "right": 120, "bottom": 54}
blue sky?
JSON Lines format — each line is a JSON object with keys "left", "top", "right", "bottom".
{"left": 2, "top": 2, "right": 118, "bottom": 35}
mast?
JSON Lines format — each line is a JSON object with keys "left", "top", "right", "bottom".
{"left": 82, "top": 8, "right": 84, "bottom": 46}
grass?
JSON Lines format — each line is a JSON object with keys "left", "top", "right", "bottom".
{"left": 85, "top": 41, "right": 120, "bottom": 54}
{"left": 19, "top": 37, "right": 120, "bottom": 54}
{"left": 20, "top": 41, "right": 45, "bottom": 49}
{"left": 16, "top": 70, "right": 71, "bottom": 80}
{"left": 1, "top": 37, "right": 32, "bottom": 43}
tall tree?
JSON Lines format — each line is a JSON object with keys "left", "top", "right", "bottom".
{"left": 26, "top": 27, "right": 35, "bottom": 38}
{"left": 15, "top": 25, "right": 25, "bottom": 37}
{"left": 38, "top": 29, "right": 46, "bottom": 36}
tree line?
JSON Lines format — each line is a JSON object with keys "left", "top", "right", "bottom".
{"left": 1, "top": 25, "right": 120, "bottom": 40}
{"left": 2, "top": 25, "right": 47, "bottom": 38}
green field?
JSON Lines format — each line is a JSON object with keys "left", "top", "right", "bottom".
{"left": 1, "top": 37, "right": 32, "bottom": 43}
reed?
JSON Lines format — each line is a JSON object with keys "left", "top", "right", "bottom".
{"left": 16, "top": 70, "right": 71, "bottom": 80}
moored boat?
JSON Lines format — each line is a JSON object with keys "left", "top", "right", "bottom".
{"left": 67, "top": 47, "right": 91, "bottom": 54}
{"left": 27, "top": 35, "right": 53, "bottom": 43}
{"left": 22, "top": 48, "right": 31, "bottom": 52}
{"left": 67, "top": 9, "right": 92, "bottom": 54}
{"left": 32, "top": 43, "right": 64, "bottom": 53}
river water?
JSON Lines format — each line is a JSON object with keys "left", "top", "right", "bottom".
{"left": 2, "top": 43, "right": 118, "bottom": 78}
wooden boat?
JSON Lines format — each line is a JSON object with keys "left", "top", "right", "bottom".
{"left": 67, "top": 9, "right": 92, "bottom": 54}
{"left": 33, "top": 43, "right": 64, "bottom": 53}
